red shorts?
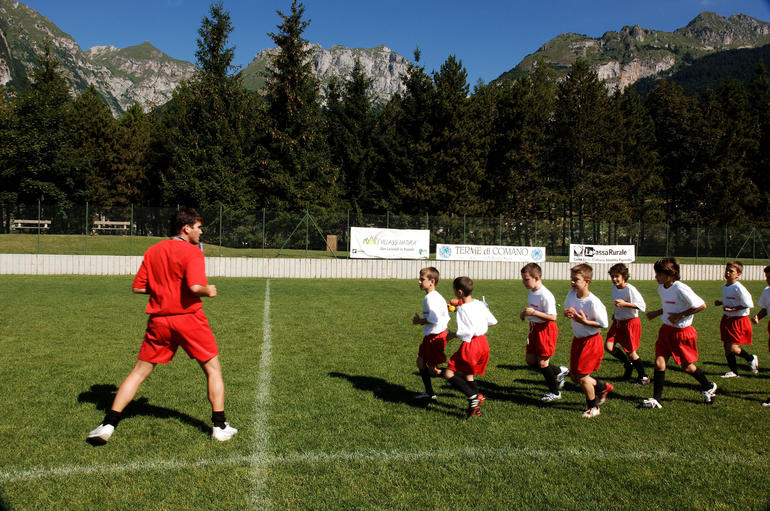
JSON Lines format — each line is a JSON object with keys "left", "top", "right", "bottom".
{"left": 526, "top": 321, "right": 558, "bottom": 357}
{"left": 569, "top": 333, "right": 604, "bottom": 375}
{"left": 655, "top": 324, "right": 698, "bottom": 365}
{"left": 447, "top": 335, "right": 489, "bottom": 376}
{"left": 418, "top": 330, "right": 448, "bottom": 366}
{"left": 720, "top": 315, "right": 752, "bottom": 345}
{"left": 138, "top": 309, "right": 218, "bottom": 363}
{"left": 606, "top": 317, "right": 641, "bottom": 354}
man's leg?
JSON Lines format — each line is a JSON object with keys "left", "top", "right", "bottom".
{"left": 112, "top": 360, "right": 157, "bottom": 412}
{"left": 200, "top": 356, "right": 237, "bottom": 440}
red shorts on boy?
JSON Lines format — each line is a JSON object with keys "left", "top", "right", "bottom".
{"left": 569, "top": 333, "right": 603, "bottom": 375}
{"left": 655, "top": 324, "right": 698, "bottom": 365}
{"left": 448, "top": 335, "right": 489, "bottom": 375}
{"left": 526, "top": 321, "right": 558, "bottom": 357}
{"left": 138, "top": 309, "right": 219, "bottom": 364}
{"left": 418, "top": 330, "right": 448, "bottom": 366}
{"left": 606, "top": 317, "right": 641, "bottom": 353}
{"left": 720, "top": 315, "right": 752, "bottom": 345}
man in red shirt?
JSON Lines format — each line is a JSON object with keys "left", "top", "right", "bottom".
{"left": 88, "top": 209, "right": 237, "bottom": 443}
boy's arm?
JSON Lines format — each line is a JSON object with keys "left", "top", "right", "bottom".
{"left": 646, "top": 309, "right": 663, "bottom": 320}
{"left": 522, "top": 308, "right": 557, "bottom": 322}
{"left": 667, "top": 303, "right": 706, "bottom": 323}
{"left": 412, "top": 313, "right": 427, "bottom": 325}
{"left": 753, "top": 308, "right": 768, "bottom": 324}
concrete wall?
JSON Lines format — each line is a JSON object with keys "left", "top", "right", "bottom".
{"left": 1, "top": 253, "right": 767, "bottom": 280}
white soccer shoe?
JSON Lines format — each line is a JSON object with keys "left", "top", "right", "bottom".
{"left": 582, "top": 406, "right": 600, "bottom": 418}
{"left": 540, "top": 391, "right": 562, "bottom": 402}
{"left": 750, "top": 355, "right": 759, "bottom": 375}
{"left": 638, "top": 398, "right": 662, "bottom": 409}
{"left": 212, "top": 422, "right": 238, "bottom": 441}
{"left": 556, "top": 366, "right": 569, "bottom": 389}
{"left": 721, "top": 371, "right": 739, "bottom": 378}
{"left": 87, "top": 423, "right": 115, "bottom": 444}
{"left": 702, "top": 382, "right": 718, "bottom": 404}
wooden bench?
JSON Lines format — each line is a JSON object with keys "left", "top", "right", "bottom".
{"left": 91, "top": 220, "right": 132, "bottom": 234}
{"left": 10, "top": 219, "right": 51, "bottom": 231}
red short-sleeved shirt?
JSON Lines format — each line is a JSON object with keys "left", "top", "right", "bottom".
{"left": 133, "top": 239, "right": 207, "bottom": 315}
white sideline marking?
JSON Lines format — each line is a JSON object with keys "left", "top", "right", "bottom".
{"left": 250, "top": 279, "right": 272, "bottom": 509}
{"left": 2, "top": 446, "right": 768, "bottom": 483}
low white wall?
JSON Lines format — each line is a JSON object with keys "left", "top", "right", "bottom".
{"left": 1, "top": 253, "right": 766, "bottom": 280}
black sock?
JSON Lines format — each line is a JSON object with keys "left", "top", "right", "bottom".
{"left": 448, "top": 374, "right": 475, "bottom": 398}
{"left": 653, "top": 370, "right": 665, "bottom": 401}
{"left": 468, "top": 380, "right": 479, "bottom": 394}
{"left": 691, "top": 368, "right": 711, "bottom": 390}
{"left": 632, "top": 358, "right": 647, "bottom": 378}
{"left": 594, "top": 381, "right": 606, "bottom": 395}
{"left": 420, "top": 368, "right": 435, "bottom": 395}
{"left": 586, "top": 397, "right": 597, "bottom": 408}
{"left": 540, "top": 366, "right": 558, "bottom": 393}
{"left": 103, "top": 409, "right": 122, "bottom": 427}
{"left": 738, "top": 349, "right": 754, "bottom": 362}
{"left": 726, "top": 353, "right": 738, "bottom": 373}
{"left": 212, "top": 411, "right": 227, "bottom": 429}
{"left": 610, "top": 347, "right": 630, "bottom": 364}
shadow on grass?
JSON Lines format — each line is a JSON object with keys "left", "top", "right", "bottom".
{"left": 0, "top": 491, "right": 10, "bottom": 511}
{"left": 328, "top": 372, "right": 464, "bottom": 418}
{"left": 78, "top": 384, "right": 210, "bottom": 444}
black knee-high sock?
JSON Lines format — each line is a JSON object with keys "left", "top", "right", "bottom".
{"left": 653, "top": 370, "right": 665, "bottom": 401}
{"left": 467, "top": 380, "right": 479, "bottom": 396}
{"left": 212, "top": 411, "right": 227, "bottom": 429}
{"left": 691, "top": 367, "right": 711, "bottom": 390}
{"left": 540, "top": 366, "right": 558, "bottom": 393}
{"left": 420, "top": 368, "right": 435, "bottom": 395}
{"left": 737, "top": 349, "right": 754, "bottom": 362}
{"left": 610, "top": 347, "right": 630, "bottom": 364}
{"left": 632, "top": 358, "right": 647, "bottom": 378}
{"left": 448, "top": 374, "right": 475, "bottom": 398}
{"left": 103, "top": 409, "right": 122, "bottom": 427}
{"left": 594, "top": 381, "right": 607, "bottom": 395}
{"left": 726, "top": 353, "right": 738, "bottom": 373}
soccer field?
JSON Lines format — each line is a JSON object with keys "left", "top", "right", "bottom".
{"left": 1, "top": 275, "right": 769, "bottom": 510}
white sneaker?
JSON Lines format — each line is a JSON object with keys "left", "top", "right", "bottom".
{"left": 762, "top": 398, "right": 770, "bottom": 407}
{"left": 541, "top": 391, "right": 562, "bottom": 402}
{"left": 638, "top": 398, "right": 662, "bottom": 409}
{"left": 582, "top": 406, "right": 600, "bottom": 418}
{"left": 750, "top": 355, "right": 759, "bottom": 375}
{"left": 212, "top": 422, "right": 238, "bottom": 441}
{"left": 721, "top": 371, "right": 739, "bottom": 378}
{"left": 702, "top": 382, "right": 717, "bottom": 404}
{"left": 556, "top": 366, "right": 569, "bottom": 389}
{"left": 87, "top": 423, "right": 115, "bottom": 444}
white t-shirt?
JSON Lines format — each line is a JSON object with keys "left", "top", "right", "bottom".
{"left": 455, "top": 298, "right": 498, "bottom": 342}
{"left": 758, "top": 286, "right": 770, "bottom": 313}
{"left": 658, "top": 281, "right": 705, "bottom": 328}
{"left": 612, "top": 283, "right": 646, "bottom": 320}
{"left": 721, "top": 281, "right": 753, "bottom": 317}
{"left": 422, "top": 289, "right": 450, "bottom": 335}
{"left": 564, "top": 290, "right": 608, "bottom": 338}
{"left": 527, "top": 285, "right": 557, "bottom": 324}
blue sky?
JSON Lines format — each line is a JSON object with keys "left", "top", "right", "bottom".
{"left": 21, "top": 0, "right": 770, "bottom": 84}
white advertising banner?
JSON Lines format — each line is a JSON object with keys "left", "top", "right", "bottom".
{"left": 349, "top": 227, "right": 430, "bottom": 259}
{"left": 569, "top": 244, "right": 635, "bottom": 263}
{"left": 436, "top": 243, "right": 546, "bottom": 262}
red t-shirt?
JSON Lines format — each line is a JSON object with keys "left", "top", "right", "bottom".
{"left": 133, "top": 239, "right": 207, "bottom": 315}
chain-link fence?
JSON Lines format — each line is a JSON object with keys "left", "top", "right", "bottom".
{"left": 2, "top": 202, "right": 769, "bottom": 263}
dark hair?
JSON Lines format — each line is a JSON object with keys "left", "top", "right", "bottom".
{"left": 726, "top": 260, "right": 743, "bottom": 274}
{"left": 764, "top": 265, "right": 770, "bottom": 275}
{"left": 521, "top": 262, "right": 542, "bottom": 278}
{"left": 170, "top": 209, "right": 202, "bottom": 236}
{"left": 653, "top": 257, "right": 680, "bottom": 281}
{"left": 608, "top": 263, "right": 629, "bottom": 281}
{"left": 570, "top": 263, "right": 593, "bottom": 281}
{"left": 453, "top": 276, "right": 474, "bottom": 295}
{"left": 420, "top": 266, "right": 440, "bottom": 284}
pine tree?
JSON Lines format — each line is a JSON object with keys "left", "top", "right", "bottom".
{"left": 113, "top": 104, "right": 152, "bottom": 207}
{"left": 260, "top": 0, "right": 339, "bottom": 210}
{"left": 156, "top": 2, "right": 260, "bottom": 211}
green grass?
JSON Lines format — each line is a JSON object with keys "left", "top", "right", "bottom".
{"left": 1, "top": 276, "right": 770, "bottom": 510}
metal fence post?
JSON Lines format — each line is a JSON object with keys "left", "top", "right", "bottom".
{"left": 130, "top": 204, "right": 134, "bottom": 256}
{"left": 219, "top": 205, "right": 223, "bottom": 257}
{"left": 84, "top": 201, "right": 88, "bottom": 255}
{"left": 695, "top": 222, "right": 699, "bottom": 264}
{"left": 262, "top": 208, "right": 266, "bottom": 258}
{"left": 36, "top": 199, "right": 41, "bottom": 255}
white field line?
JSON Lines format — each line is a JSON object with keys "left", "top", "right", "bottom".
{"left": 250, "top": 279, "right": 272, "bottom": 509}
{"left": 3, "top": 445, "right": 769, "bottom": 483}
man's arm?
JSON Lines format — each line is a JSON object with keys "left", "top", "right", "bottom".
{"left": 190, "top": 284, "right": 217, "bottom": 297}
